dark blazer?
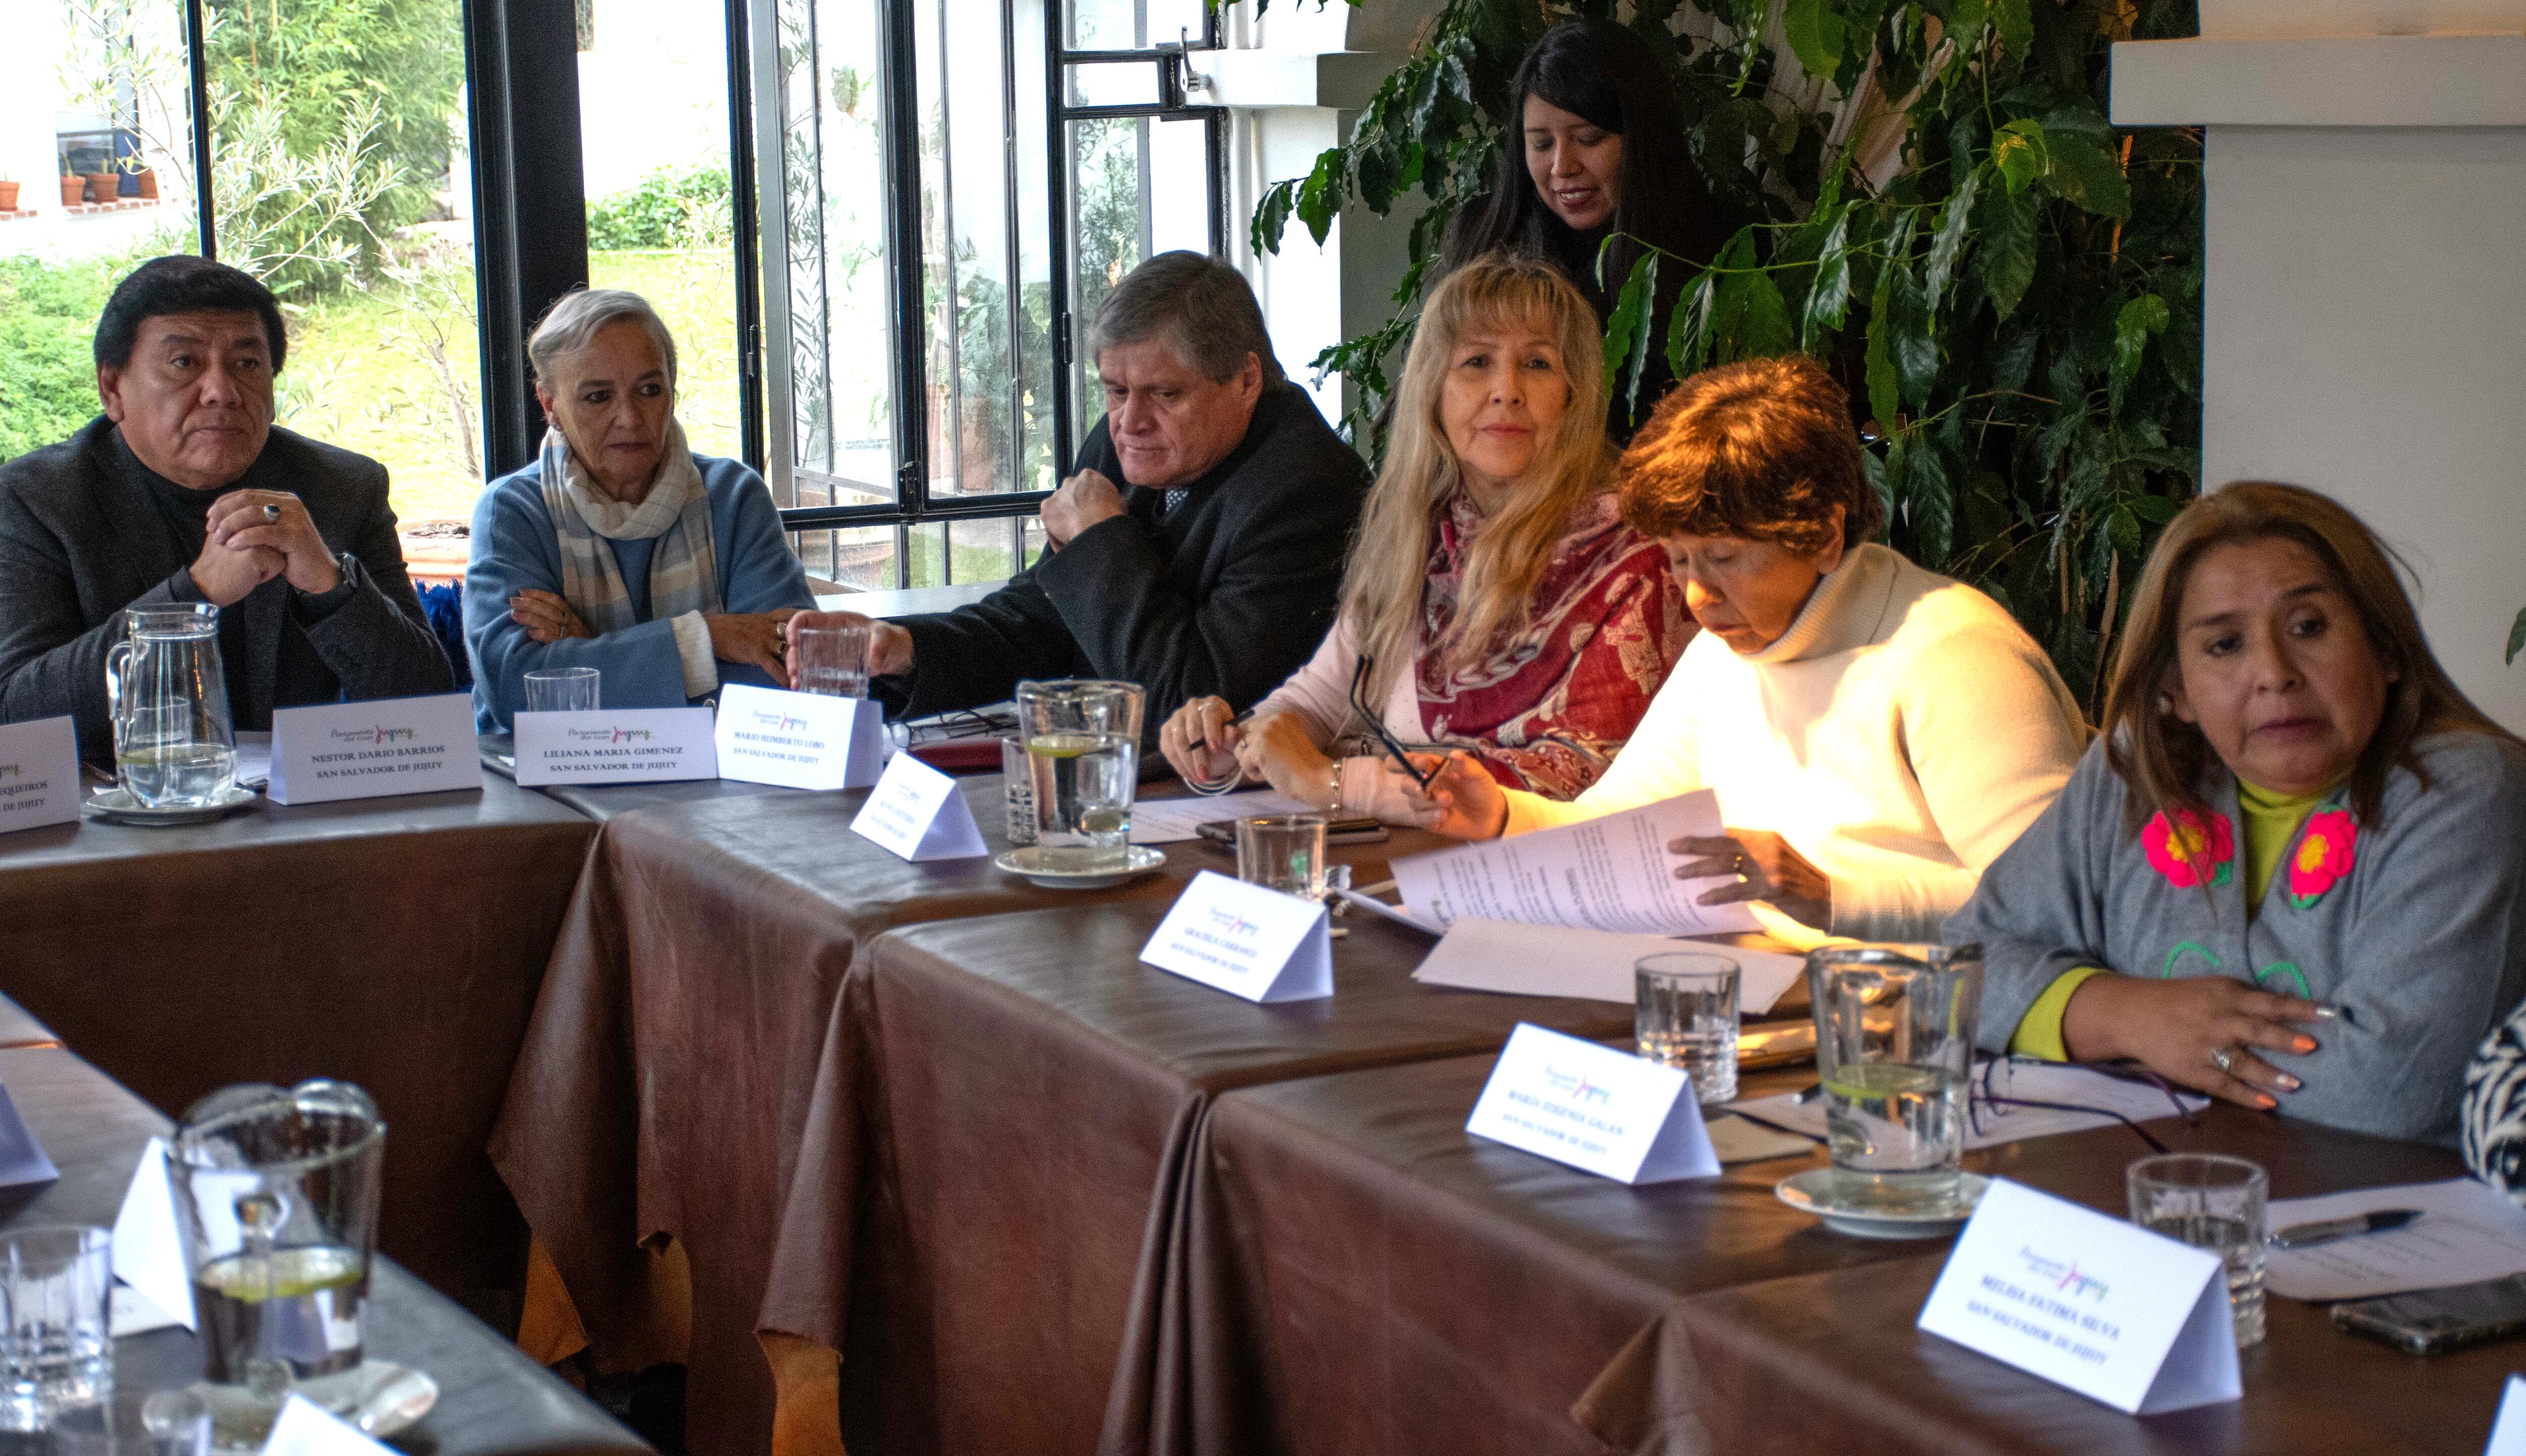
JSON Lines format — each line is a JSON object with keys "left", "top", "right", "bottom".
{"left": 0, "top": 416, "right": 454, "bottom": 759}
{"left": 883, "top": 383, "right": 1370, "bottom": 738}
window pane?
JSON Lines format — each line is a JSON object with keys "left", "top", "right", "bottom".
{"left": 581, "top": 0, "right": 742, "bottom": 461}
{"left": 790, "top": 523, "right": 900, "bottom": 592}
{"left": 948, "top": 516, "right": 1019, "bottom": 585}
{"left": 1064, "top": 61, "right": 1160, "bottom": 108}
{"left": 905, "top": 520, "right": 947, "bottom": 588}
{"left": 203, "top": 0, "right": 480, "bottom": 575}
{"left": 761, "top": 0, "right": 899, "bottom": 509}
{"left": 1066, "top": 0, "right": 1205, "bottom": 51}
{"left": 0, "top": 0, "right": 202, "bottom": 464}
{"left": 1066, "top": 113, "right": 1209, "bottom": 438}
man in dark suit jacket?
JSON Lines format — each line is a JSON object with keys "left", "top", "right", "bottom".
{"left": 784, "top": 251, "right": 1369, "bottom": 742}
{"left": 0, "top": 256, "right": 452, "bottom": 760}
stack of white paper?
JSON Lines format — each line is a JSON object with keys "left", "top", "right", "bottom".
{"left": 2265, "top": 1178, "right": 2526, "bottom": 1301}
{"left": 1389, "top": 791, "right": 1759, "bottom": 936}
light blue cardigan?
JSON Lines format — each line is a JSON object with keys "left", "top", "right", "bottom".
{"left": 464, "top": 452, "right": 813, "bottom": 731}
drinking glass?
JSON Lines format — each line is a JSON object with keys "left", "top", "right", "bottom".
{"left": 168, "top": 1081, "right": 385, "bottom": 1425}
{"left": 46, "top": 1391, "right": 212, "bottom": 1456}
{"left": 522, "top": 666, "right": 600, "bottom": 713}
{"left": 1236, "top": 815, "right": 1329, "bottom": 899}
{"left": 106, "top": 604, "right": 234, "bottom": 809}
{"left": 1635, "top": 952, "right": 1741, "bottom": 1104}
{"left": 1808, "top": 943, "right": 1983, "bottom": 1214}
{"left": 790, "top": 622, "right": 871, "bottom": 698}
{"left": 999, "top": 738, "right": 1037, "bottom": 847}
{"left": 0, "top": 1227, "right": 112, "bottom": 1433}
{"left": 2127, "top": 1153, "right": 2268, "bottom": 1347}
{"left": 1015, "top": 680, "right": 1144, "bottom": 870}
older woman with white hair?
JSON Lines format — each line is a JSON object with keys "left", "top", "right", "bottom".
{"left": 464, "top": 288, "right": 812, "bottom": 730}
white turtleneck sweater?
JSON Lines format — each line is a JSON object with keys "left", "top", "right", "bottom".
{"left": 1498, "top": 542, "right": 2089, "bottom": 943}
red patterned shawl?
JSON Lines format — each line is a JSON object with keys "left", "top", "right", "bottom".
{"left": 1416, "top": 491, "right": 1690, "bottom": 798}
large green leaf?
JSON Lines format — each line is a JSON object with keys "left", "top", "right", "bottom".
{"left": 1924, "top": 169, "right": 1981, "bottom": 308}
{"left": 2111, "top": 293, "right": 2171, "bottom": 400}
{"left": 1603, "top": 253, "right": 1661, "bottom": 422}
{"left": 1994, "top": 0, "right": 2034, "bottom": 58}
{"left": 1715, "top": 265, "right": 1793, "bottom": 362}
{"left": 2043, "top": 134, "right": 2132, "bottom": 220}
{"left": 1976, "top": 183, "right": 2040, "bottom": 321}
{"left": 1802, "top": 208, "right": 1853, "bottom": 345}
{"left": 1991, "top": 119, "right": 2046, "bottom": 197}
{"left": 1783, "top": 0, "right": 1843, "bottom": 81}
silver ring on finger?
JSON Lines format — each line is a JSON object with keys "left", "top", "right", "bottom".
{"left": 2209, "top": 1044, "right": 2236, "bottom": 1074}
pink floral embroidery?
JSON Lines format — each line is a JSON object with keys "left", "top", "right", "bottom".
{"left": 2143, "top": 808, "right": 2234, "bottom": 889}
{"left": 2286, "top": 808, "right": 2358, "bottom": 909}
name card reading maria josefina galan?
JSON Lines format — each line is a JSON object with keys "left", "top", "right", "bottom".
{"left": 0, "top": 716, "right": 80, "bottom": 832}
{"left": 1464, "top": 1023, "right": 1719, "bottom": 1185}
{"left": 514, "top": 708, "right": 718, "bottom": 785}
{"left": 267, "top": 693, "right": 479, "bottom": 805}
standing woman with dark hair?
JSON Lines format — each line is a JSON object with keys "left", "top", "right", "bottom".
{"left": 1440, "top": 19, "right": 1725, "bottom": 439}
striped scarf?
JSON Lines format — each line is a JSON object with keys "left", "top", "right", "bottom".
{"left": 537, "top": 421, "right": 721, "bottom": 634}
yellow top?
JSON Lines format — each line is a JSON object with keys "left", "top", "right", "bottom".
{"left": 2005, "top": 777, "right": 2340, "bottom": 1061}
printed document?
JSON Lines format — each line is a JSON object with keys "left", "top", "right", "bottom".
{"left": 1389, "top": 791, "right": 1760, "bottom": 936}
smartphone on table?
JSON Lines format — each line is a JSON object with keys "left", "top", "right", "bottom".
{"left": 2332, "top": 1273, "right": 2526, "bottom": 1355}
{"left": 1194, "top": 816, "right": 1386, "bottom": 846}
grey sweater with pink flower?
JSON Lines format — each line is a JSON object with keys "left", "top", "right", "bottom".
{"left": 1946, "top": 732, "right": 2526, "bottom": 1145}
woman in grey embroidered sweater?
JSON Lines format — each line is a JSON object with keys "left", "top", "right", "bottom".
{"left": 1949, "top": 483, "right": 2526, "bottom": 1146}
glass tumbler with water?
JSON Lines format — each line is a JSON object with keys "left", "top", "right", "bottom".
{"left": 1235, "top": 814, "right": 1330, "bottom": 899}
{"left": 1635, "top": 952, "right": 1741, "bottom": 1103}
{"left": 790, "top": 622, "right": 871, "bottom": 698}
{"left": 2128, "top": 1153, "right": 2268, "bottom": 1347}
{"left": 522, "top": 666, "right": 600, "bottom": 713}
{"left": 106, "top": 605, "right": 235, "bottom": 809}
{"left": 169, "top": 1081, "right": 384, "bottom": 1425}
{"left": 1808, "top": 943, "right": 1982, "bottom": 1215}
{"left": 1015, "top": 680, "right": 1144, "bottom": 870}
{"left": 0, "top": 1226, "right": 112, "bottom": 1434}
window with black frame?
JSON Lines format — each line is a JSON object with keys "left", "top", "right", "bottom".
{"left": 750, "top": 0, "right": 1226, "bottom": 595}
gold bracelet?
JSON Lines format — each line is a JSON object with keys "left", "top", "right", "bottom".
{"left": 1326, "top": 761, "right": 1343, "bottom": 814}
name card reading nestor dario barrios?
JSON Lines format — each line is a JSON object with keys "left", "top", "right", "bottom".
{"left": 513, "top": 707, "right": 719, "bottom": 786}
{"left": 268, "top": 693, "right": 481, "bottom": 804}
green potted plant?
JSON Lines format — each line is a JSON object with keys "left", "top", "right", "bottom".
{"left": 59, "top": 166, "right": 85, "bottom": 208}
{"left": 83, "top": 163, "right": 119, "bottom": 205}
{"left": 0, "top": 169, "right": 18, "bottom": 212}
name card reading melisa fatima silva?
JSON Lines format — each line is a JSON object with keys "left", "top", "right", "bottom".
{"left": 514, "top": 707, "right": 718, "bottom": 786}
{"left": 847, "top": 751, "right": 987, "bottom": 861}
{"left": 1464, "top": 1023, "right": 1720, "bottom": 1185}
{"left": 714, "top": 683, "right": 883, "bottom": 791}
{"left": 266, "top": 692, "right": 479, "bottom": 805}
{"left": 0, "top": 715, "right": 79, "bottom": 832}
{"left": 1917, "top": 1177, "right": 2242, "bottom": 1415}
{"left": 1139, "top": 869, "right": 1333, "bottom": 1003}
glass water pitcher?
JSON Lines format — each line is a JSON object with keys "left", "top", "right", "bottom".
{"left": 104, "top": 604, "right": 235, "bottom": 808}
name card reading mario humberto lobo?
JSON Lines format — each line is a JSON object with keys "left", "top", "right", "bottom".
{"left": 714, "top": 683, "right": 883, "bottom": 791}
{"left": 1917, "top": 1178, "right": 2241, "bottom": 1415}
{"left": 267, "top": 693, "right": 480, "bottom": 805}
{"left": 0, "top": 716, "right": 80, "bottom": 833}
{"left": 514, "top": 707, "right": 718, "bottom": 786}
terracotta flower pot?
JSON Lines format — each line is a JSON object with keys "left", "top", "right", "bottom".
{"left": 61, "top": 176, "right": 87, "bottom": 208}
{"left": 133, "top": 169, "right": 156, "bottom": 200}
{"left": 85, "top": 171, "right": 119, "bottom": 205}
{"left": 0, "top": 182, "right": 19, "bottom": 212}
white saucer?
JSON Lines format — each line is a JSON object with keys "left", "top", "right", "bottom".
{"left": 197, "top": 1361, "right": 438, "bottom": 1451}
{"left": 1774, "top": 1168, "right": 1989, "bottom": 1239}
{"left": 993, "top": 844, "right": 1166, "bottom": 889}
{"left": 81, "top": 783, "right": 259, "bottom": 826}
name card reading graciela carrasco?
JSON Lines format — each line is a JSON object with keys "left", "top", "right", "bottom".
{"left": 267, "top": 693, "right": 480, "bottom": 805}
{"left": 1138, "top": 869, "right": 1333, "bottom": 1003}
{"left": 514, "top": 707, "right": 718, "bottom": 786}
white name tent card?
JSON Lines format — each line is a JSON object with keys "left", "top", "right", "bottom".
{"left": 1413, "top": 917, "right": 1803, "bottom": 1011}
{"left": 1917, "top": 1178, "right": 2241, "bottom": 1415}
{"left": 513, "top": 708, "right": 718, "bottom": 785}
{"left": 1139, "top": 870, "right": 1333, "bottom": 1004}
{"left": 266, "top": 693, "right": 480, "bottom": 805}
{"left": 2264, "top": 1177, "right": 2526, "bottom": 1302}
{"left": 0, "top": 715, "right": 80, "bottom": 832}
{"left": 848, "top": 752, "right": 987, "bottom": 861}
{"left": 714, "top": 683, "right": 883, "bottom": 791}
{"left": 1464, "top": 1023, "right": 1720, "bottom": 1186}
{"left": 0, "top": 1085, "right": 55, "bottom": 1191}
{"left": 110, "top": 1137, "right": 192, "bottom": 1335}
{"left": 2487, "top": 1375, "right": 2526, "bottom": 1456}
{"left": 261, "top": 1393, "right": 397, "bottom": 1456}
{"left": 1390, "top": 791, "right": 1760, "bottom": 937}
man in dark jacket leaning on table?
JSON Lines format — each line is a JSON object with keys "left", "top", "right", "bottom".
{"left": 0, "top": 256, "right": 452, "bottom": 761}
{"left": 784, "top": 250, "right": 1371, "bottom": 741}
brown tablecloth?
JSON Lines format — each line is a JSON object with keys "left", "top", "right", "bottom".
{"left": 0, "top": 1042, "right": 649, "bottom": 1453}
{"left": 755, "top": 900, "right": 1640, "bottom": 1456}
{"left": 1135, "top": 1049, "right": 2480, "bottom": 1455}
{"left": 490, "top": 776, "right": 1436, "bottom": 1456}
{"left": 0, "top": 781, "right": 596, "bottom": 1321}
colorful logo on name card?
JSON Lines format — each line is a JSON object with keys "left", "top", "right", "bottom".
{"left": 0, "top": 765, "right": 18, "bottom": 781}
{"left": 1206, "top": 908, "right": 1259, "bottom": 938}
{"left": 2019, "top": 1246, "right": 2111, "bottom": 1301}
{"left": 564, "top": 726, "right": 654, "bottom": 744}
{"left": 328, "top": 725, "right": 417, "bottom": 746}
{"left": 2285, "top": 808, "right": 2358, "bottom": 909}
{"left": 1541, "top": 1065, "right": 1614, "bottom": 1107}
{"left": 2142, "top": 807, "right": 2234, "bottom": 889}
{"left": 750, "top": 709, "right": 811, "bottom": 732}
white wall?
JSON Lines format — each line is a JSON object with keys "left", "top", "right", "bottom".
{"left": 2201, "top": 124, "right": 2526, "bottom": 729}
